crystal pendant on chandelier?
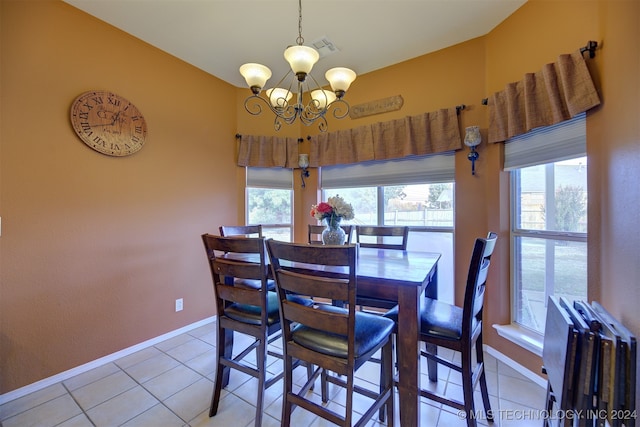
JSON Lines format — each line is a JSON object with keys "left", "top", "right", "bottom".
{"left": 239, "top": 0, "right": 356, "bottom": 132}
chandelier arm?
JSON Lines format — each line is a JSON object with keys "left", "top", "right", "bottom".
{"left": 300, "top": 108, "right": 325, "bottom": 125}
{"left": 243, "top": 95, "right": 267, "bottom": 116}
{"left": 317, "top": 117, "right": 328, "bottom": 132}
{"left": 302, "top": 72, "right": 328, "bottom": 115}
{"left": 243, "top": 93, "right": 299, "bottom": 126}
{"left": 298, "top": 109, "right": 328, "bottom": 131}
{"left": 278, "top": 105, "right": 299, "bottom": 125}
{"left": 328, "top": 98, "right": 351, "bottom": 120}
{"left": 271, "top": 69, "right": 295, "bottom": 94}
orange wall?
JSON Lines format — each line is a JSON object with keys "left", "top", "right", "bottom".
{"left": 0, "top": 0, "right": 239, "bottom": 392}
{"left": 484, "top": 0, "right": 640, "bottom": 394}
{"left": 2, "top": 0, "right": 639, "bottom": 401}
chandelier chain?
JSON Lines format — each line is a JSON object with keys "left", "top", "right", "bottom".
{"left": 296, "top": 0, "right": 304, "bottom": 46}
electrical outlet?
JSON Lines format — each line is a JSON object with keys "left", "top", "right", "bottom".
{"left": 175, "top": 298, "right": 183, "bottom": 312}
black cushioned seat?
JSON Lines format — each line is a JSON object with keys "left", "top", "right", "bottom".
{"left": 385, "top": 298, "right": 478, "bottom": 341}
{"left": 225, "top": 292, "right": 311, "bottom": 326}
{"left": 292, "top": 305, "right": 395, "bottom": 359}
{"left": 233, "top": 277, "right": 276, "bottom": 291}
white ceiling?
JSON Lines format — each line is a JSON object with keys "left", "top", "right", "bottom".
{"left": 63, "top": 0, "right": 526, "bottom": 89}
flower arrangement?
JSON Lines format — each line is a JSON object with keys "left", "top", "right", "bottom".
{"left": 310, "top": 195, "right": 355, "bottom": 228}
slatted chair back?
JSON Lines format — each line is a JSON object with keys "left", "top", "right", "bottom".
{"left": 219, "top": 224, "right": 263, "bottom": 238}
{"left": 462, "top": 231, "right": 498, "bottom": 339}
{"left": 355, "top": 225, "right": 409, "bottom": 250}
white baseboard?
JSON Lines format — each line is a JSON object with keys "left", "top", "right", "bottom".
{"left": 1, "top": 318, "right": 546, "bottom": 406}
{"left": 484, "top": 344, "right": 547, "bottom": 388}
{"left": 0, "top": 316, "right": 216, "bottom": 406}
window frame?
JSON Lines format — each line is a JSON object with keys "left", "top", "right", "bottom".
{"left": 499, "top": 114, "right": 588, "bottom": 352}
{"left": 509, "top": 157, "right": 588, "bottom": 337}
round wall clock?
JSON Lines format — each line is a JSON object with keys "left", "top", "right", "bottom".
{"left": 70, "top": 90, "right": 147, "bottom": 156}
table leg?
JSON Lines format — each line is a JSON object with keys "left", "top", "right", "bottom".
{"left": 424, "top": 264, "right": 438, "bottom": 382}
{"left": 396, "top": 286, "right": 421, "bottom": 426}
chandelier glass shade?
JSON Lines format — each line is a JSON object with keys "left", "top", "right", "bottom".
{"left": 239, "top": 0, "right": 356, "bottom": 132}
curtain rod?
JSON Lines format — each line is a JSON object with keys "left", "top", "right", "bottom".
{"left": 480, "top": 40, "right": 598, "bottom": 106}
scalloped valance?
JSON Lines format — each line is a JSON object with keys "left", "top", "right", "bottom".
{"left": 236, "top": 135, "right": 299, "bottom": 168}
{"left": 487, "top": 50, "right": 600, "bottom": 143}
{"left": 236, "top": 106, "right": 462, "bottom": 168}
{"left": 309, "top": 107, "right": 462, "bottom": 167}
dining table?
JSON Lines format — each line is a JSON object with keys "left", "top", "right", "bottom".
{"left": 350, "top": 246, "right": 440, "bottom": 426}
{"left": 221, "top": 244, "right": 441, "bottom": 426}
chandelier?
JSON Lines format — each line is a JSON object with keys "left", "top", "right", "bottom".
{"left": 239, "top": 0, "right": 356, "bottom": 132}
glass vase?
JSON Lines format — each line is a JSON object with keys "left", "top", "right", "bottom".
{"left": 322, "top": 216, "right": 346, "bottom": 245}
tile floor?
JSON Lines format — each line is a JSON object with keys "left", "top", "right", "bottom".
{"left": 0, "top": 322, "right": 547, "bottom": 427}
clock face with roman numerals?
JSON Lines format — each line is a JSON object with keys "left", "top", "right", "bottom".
{"left": 70, "top": 90, "right": 147, "bottom": 157}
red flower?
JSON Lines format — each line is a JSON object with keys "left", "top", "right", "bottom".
{"left": 315, "top": 202, "right": 333, "bottom": 215}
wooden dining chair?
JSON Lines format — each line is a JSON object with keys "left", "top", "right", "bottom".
{"left": 354, "top": 225, "right": 409, "bottom": 311}
{"left": 385, "top": 231, "right": 497, "bottom": 427}
{"left": 308, "top": 224, "right": 354, "bottom": 244}
{"left": 201, "top": 234, "right": 309, "bottom": 427}
{"left": 219, "top": 224, "right": 263, "bottom": 237}
{"left": 355, "top": 225, "right": 409, "bottom": 250}
{"left": 266, "top": 240, "right": 395, "bottom": 427}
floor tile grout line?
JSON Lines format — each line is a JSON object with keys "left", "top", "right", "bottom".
{"left": 115, "top": 346, "right": 210, "bottom": 425}
{"left": 55, "top": 382, "right": 96, "bottom": 427}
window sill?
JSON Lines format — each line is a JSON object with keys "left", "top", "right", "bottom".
{"left": 492, "top": 323, "right": 543, "bottom": 357}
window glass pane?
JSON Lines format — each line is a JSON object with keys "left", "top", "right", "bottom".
{"left": 246, "top": 188, "right": 292, "bottom": 241}
{"left": 512, "top": 155, "right": 587, "bottom": 335}
{"left": 514, "top": 236, "right": 588, "bottom": 332}
{"left": 408, "top": 230, "right": 454, "bottom": 304}
{"left": 321, "top": 187, "right": 378, "bottom": 225}
{"left": 262, "top": 226, "right": 291, "bottom": 241}
{"left": 383, "top": 183, "right": 454, "bottom": 227}
{"left": 515, "top": 157, "right": 587, "bottom": 233}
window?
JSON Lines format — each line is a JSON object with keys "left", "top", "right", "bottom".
{"left": 246, "top": 167, "right": 293, "bottom": 241}
{"left": 508, "top": 114, "right": 587, "bottom": 336}
{"left": 321, "top": 154, "right": 455, "bottom": 303}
